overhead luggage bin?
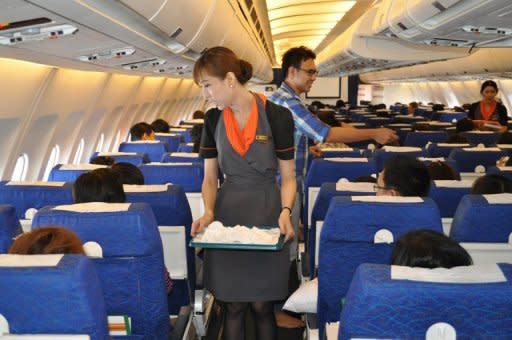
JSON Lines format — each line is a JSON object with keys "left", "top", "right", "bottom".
{"left": 316, "top": 4, "right": 470, "bottom": 77}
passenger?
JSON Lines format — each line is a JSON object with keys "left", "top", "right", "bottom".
{"left": 192, "top": 46, "right": 296, "bottom": 340}
{"left": 354, "top": 175, "right": 377, "bottom": 183}
{"left": 407, "top": 102, "right": 418, "bottom": 116}
{"left": 90, "top": 156, "right": 115, "bottom": 166}
{"left": 111, "top": 162, "right": 144, "bottom": 185}
{"left": 427, "top": 161, "right": 460, "bottom": 180}
{"left": 471, "top": 174, "right": 512, "bottom": 195}
{"left": 130, "top": 122, "right": 155, "bottom": 141}
{"left": 269, "top": 46, "right": 397, "bottom": 177}
{"left": 375, "top": 155, "right": 431, "bottom": 196}
{"left": 468, "top": 80, "right": 508, "bottom": 132}
{"left": 391, "top": 229, "right": 472, "bottom": 269}
{"left": 151, "top": 118, "right": 170, "bottom": 133}
{"left": 189, "top": 125, "right": 203, "bottom": 153}
{"left": 316, "top": 110, "right": 340, "bottom": 127}
{"left": 73, "top": 168, "right": 126, "bottom": 203}
{"left": 192, "top": 110, "right": 205, "bottom": 119}
{"left": 9, "top": 226, "right": 85, "bottom": 255}
{"left": 456, "top": 118, "right": 474, "bottom": 133}
{"left": 335, "top": 99, "right": 346, "bottom": 110}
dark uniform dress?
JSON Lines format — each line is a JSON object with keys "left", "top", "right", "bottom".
{"left": 199, "top": 94, "right": 295, "bottom": 302}
{"left": 468, "top": 101, "right": 509, "bottom": 126}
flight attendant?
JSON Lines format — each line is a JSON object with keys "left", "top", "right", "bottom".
{"left": 191, "top": 46, "right": 296, "bottom": 340}
{"left": 468, "top": 80, "right": 508, "bottom": 132}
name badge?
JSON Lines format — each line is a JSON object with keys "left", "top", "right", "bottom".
{"left": 255, "top": 135, "right": 269, "bottom": 143}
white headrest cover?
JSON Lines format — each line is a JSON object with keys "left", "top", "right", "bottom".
{"left": 382, "top": 146, "right": 422, "bottom": 152}
{"left": 335, "top": 182, "right": 374, "bottom": 192}
{"left": 483, "top": 193, "right": 512, "bottom": 204}
{"left": 6, "top": 181, "right": 65, "bottom": 187}
{"left": 324, "top": 157, "right": 368, "bottom": 163}
{"left": 0, "top": 254, "right": 63, "bottom": 267}
{"left": 53, "top": 202, "right": 131, "bottom": 212}
{"left": 59, "top": 164, "right": 107, "bottom": 170}
{"left": 123, "top": 184, "right": 170, "bottom": 192}
{"left": 170, "top": 152, "right": 199, "bottom": 157}
{"left": 391, "top": 264, "right": 506, "bottom": 283}
{"left": 352, "top": 196, "right": 423, "bottom": 203}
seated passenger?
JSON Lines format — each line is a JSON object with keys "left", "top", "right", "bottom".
{"left": 90, "top": 156, "right": 115, "bottom": 166}
{"left": 73, "top": 168, "right": 126, "bottom": 203}
{"left": 376, "top": 155, "right": 431, "bottom": 196}
{"left": 407, "top": 102, "right": 418, "bottom": 116}
{"left": 391, "top": 229, "right": 472, "bottom": 269}
{"left": 9, "top": 226, "right": 85, "bottom": 255}
{"left": 151, "top": 119, "right": 170, "bottom": 133}
{"left": 471, "top": 174, "right": 512, "bottom": 195}
{"left": 456, "top": 118, "right": 474, "bottom": 133}
{"left": 316, "top": 110, "right": 341, "bottom": 127}
{"left": 189, "top": 125, "right": 203, "bottom": 153}
{"left": 111, "top": 162, "right": 144, "bottom": 185}
{"left": 427, "top": 161, "right": 460, "bottom": 180}
{"left": 130, "top": 122, "right": 155, "bottom": 141}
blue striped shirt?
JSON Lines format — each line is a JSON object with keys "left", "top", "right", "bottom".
{"left": 269, "top": 82, "right": 330, "bottom": 176}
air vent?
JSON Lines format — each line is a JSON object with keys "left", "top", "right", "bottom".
{"left": 462, "top": 25, "right": 512, "bottom": 35}
{"left": 432, "top": 1, "right": 447, "bottom": 11}
{"left": 0, "top": 24, "right": 78, "bottom": 46}
{"left": 397, "top": 22, "right": 408, "bottom": 31}
{"left": 78, "top": 47, "right": 135, "bottom": 62}
{"left": 170, "top": 27, "right": 183, "bottom": 39}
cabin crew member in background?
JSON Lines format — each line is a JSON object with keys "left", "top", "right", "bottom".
{"left": 468, "top": 80, "right": 508, "bottom": 133}
{"left": 191, "top": 46, "right": 296, "bottom": 340}
{"left": 129, "top": 122, "right": 156, "bottom": 141}
{"left": 269, "top": 46, "right": 398, "bottom": 177}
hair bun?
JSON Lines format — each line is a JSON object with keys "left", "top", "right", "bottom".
{"left": 238, "top": 59, "right": 253, "bottom": 84}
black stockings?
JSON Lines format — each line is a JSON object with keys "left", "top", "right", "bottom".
{"left": 223, "top": 301, "right": 276, "bottom": 340}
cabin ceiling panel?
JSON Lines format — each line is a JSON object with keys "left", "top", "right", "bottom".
{"left": 266, "top": 0, "right": 356, "bottom": 63}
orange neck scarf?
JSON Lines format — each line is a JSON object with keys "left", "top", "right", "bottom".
{"left": 223, "top": 93, "right": 266, "bottom": 156}
{"left": 480, "top": 100, "right": 497, "bottom": 121}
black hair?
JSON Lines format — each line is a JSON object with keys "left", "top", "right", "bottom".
{"left": 281, "top": 46, "right": 316, "bottom": 80}
{"left": 192, "top": 110, "right": 205, "bottom": 119}
{"left": 383, "top": 155, "right": 431, "bottom": 196}
{"left": 456, "top": 118, "right": 474, "bottom": 133}
{"left": 408, "top": 102, "right": 418, "bottom": 109}
{"left": 480, "top": 80, "right": 498, "bottom": 94}
{"left": 151, "top": 119, "right": 170, "bottom": 133}
{"left": 73, "top": 168, "right": 126, "bottom": 203}
{"left": 471, "top": 174, "right": 512, "bottom": 195}
{"left": 111, "top": 162, "right": 144, "bottom": 185}
{"left": 90, "top": 156, "right": 115, "bottom": 166}
{"left": 427, "top": 161, "right": 460, "bottom": 180}
{"left": 335, "top": 99, "right": 345, "bottom": 109}
{"left": 316, "top": 110, "right": 340, "bottom": 127}
{"left": 193, "top": 46, "right": 252, "bottom": 85}
{"left": 190, "top": 125, "right": 203, "bottom": 153}
{"left": 391, "top": 229, "right": 473, "bottom": 269}
{"left": 354, "top": 175, "right": 377, "bottom": 183}
{"left": 130, "top": 122, "right": 154, "bottom": 141}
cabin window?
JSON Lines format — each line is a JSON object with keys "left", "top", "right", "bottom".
{"left": 11, "top": 153, "right": 29, "bottom": 181}
{"left": 96, "top": 133, "right": 105, "bottom": 152}
{"left": 73, "top": 138, "right": 85, "bottom": 164}
{"left": 42, "top": 145, "right": 60, "bottom": 180}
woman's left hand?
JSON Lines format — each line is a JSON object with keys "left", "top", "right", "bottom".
{"left": 278, "top": 210, "right": 295, "bottom": 242}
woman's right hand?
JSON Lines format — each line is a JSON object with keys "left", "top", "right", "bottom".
{"left": 191, "top": 212, "right": 214, "bottom": 237}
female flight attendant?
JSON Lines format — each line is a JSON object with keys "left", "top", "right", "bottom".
{"left": 468, "top": 80, "right": 508, "bottom": 132}
{"left": 191, "top": 46, "right": 296, "bottom": 340}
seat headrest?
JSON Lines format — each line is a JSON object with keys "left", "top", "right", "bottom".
{"left": 391, "top": 263, "right": 506, "bottom": 283}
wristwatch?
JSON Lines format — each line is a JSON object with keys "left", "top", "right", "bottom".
{"left": 281, "top": 206, "right": 292, "bottom": 217}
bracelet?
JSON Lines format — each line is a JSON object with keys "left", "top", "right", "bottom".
{"left": 281, "top": 206, "right": 292, "bottom": 217}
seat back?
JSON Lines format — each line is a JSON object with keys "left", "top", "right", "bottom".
{"left": 340, "top": 263, "right": 512, "bottom": 339}
{"left": 177, "top": 143, "right": 195, "bottom": 153}
{"left": 0, "top": 205, "right": 22, "bottom": 253}
{"left": 0, "top": 181, "right": 73, "bottom": 220}
{"left": 169, "top": 128, "right": 192, "bottom": 143}
{"left": 318, "top": 196, "right": 442, "bottom": 335}
{"left": 32, "top": 202, "right": 169, "bottom": 339}
{"left": 426, "top": 142, "right": 471, "bottom": 158}
{"left": 90, "top": 151, "right": 149, "bottom": 166}
{"left": 450, "top": 194, "right": 512, "bottom": 242}
{"left": 404, "top": 131, "right": 449, "bottom": 147}
{"left": 162, "top": 152, "right": 203, "bottom": 164}
{"left": 448, "top": 148, "right": 507, "bottom": 173}
{"left": 487, "top": 166, "right": 512, "bottom": 181}
{"left": 428, "top": 180, "right": 472, "bottom": 218}
{"left": 124, "top": 184, "right": 194, "bottom": 313}
{"left": 462, "top": 131, "right": 501, "bottom": 146}
{"left": 0, "top": 254, "right": 108, "bottom": 339}
{"left": 154, "top": 133, "right": 182, "bottom": 152}
{"left": 139, "top": 163, "right": 204, "bottom": 192}
{"left": 48, "top": 164, "right": 108, "bottom": 182}
{"left": 119, "top": 141, "right": 169, "bottom": 162}
{"left": 373, "top": 146, "right": 424, "bottom": 171}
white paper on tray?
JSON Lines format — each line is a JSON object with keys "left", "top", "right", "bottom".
{"left": 195, "top": 221, "right": 280, "bottom": 245}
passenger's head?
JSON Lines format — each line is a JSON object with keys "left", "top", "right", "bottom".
{"left": 391, "top": 229, "right": 472, "bottom": 269}
{"left": 354, "top": 175, "right": 377, "bottom": 183}
{"left": 190, "top": 125, "right": 203, "bottom": 153}
{"left": 377, "top": 155, "right": 431, "bottom": 196}
{"left": 427, "top": 161, "right": 460, "bottom": 180}
{"left": 456, "top": 118, "right": 474, "bottom": 133}
{"left": 316, "top": 110, "right": 340, "bottom": 127}
{"left": 281, "top": 46, "right": 317, "bottom": 94}
{"left": 192, "top": 110, "right": 205, "bottom": 119}
{"left": 480, "top": 80, "right": 498, "bottom": 101}
{"left": 335, "top": 99, "right": 345, "bottom": 109}
{"left": 130, "top": 122, "right": 155, "bottom": 141}
{"left": 407, "top": 102, "right": 418, "bottom": 115}
{"left": 151, "top": 119, "right": 170, "bottom": 133}
{"left": 471, "top": 174, "right": 512, "bottom": 195}
{"left": 73, "top": 168, "right": 126, "bottom": 203}
{"left": 111, "top": 162, "right": 144, "bottom": 185}
{"left": 9, "top": 227, "right": 85, "bottom": 255}
{"left": 90, "top": 156, "right": 115, "bottom": 166}
{"left": 193, "top": 46, "right": 252, "bottom": 109}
